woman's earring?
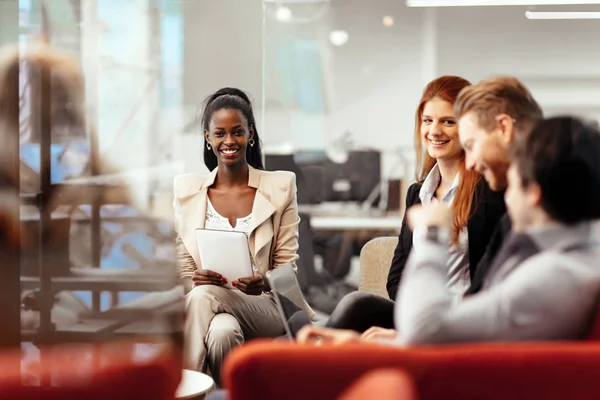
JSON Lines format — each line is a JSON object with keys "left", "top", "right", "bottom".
{"left": 249, "top": 138, "right": 255, "bottom": 147}
{"left": 206, "top": 142, "right": 211, "bottom": 150}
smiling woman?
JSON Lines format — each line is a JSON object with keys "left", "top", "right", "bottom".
{"left": 173, "top": 87, "right": 306, "bottom": 387}
{"left": 201, "top": 88, "right": 264, "bottom": 171}
{"left": 305, "top": 76, "right": 506, "bottom": 341}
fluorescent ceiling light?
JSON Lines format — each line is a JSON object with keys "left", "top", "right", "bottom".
{"left": 407, "top": 0, "right": 600, "bottom": 6}
{"left": 264, "top": 0, "right": 330, "bottom": 3}
{"left": 525, "top": 10, "right": 600, "bottom": 18}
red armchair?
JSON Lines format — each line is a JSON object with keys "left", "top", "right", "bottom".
{"left": 0, "top": 341, "right": 181, "bottom": 400}
{"left": 223, "top": 341, "right": 600, "bottom": 400}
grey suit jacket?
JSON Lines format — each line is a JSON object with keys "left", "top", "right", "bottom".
{"left": 396, "top": 221, "right": 600, "bottom": 345}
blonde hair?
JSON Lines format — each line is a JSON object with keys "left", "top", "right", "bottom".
{"left": 453, "top": 76, "right": 543, "bottom": 136}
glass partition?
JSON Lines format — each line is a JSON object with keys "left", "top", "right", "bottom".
{"left": 261, "top": 0, "right": 600, "bottom": 314}
{"left": 261, "top": 0, "right": 423, "bottom": 314}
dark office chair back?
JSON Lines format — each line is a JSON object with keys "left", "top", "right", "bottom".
{"left": 296, "top": 213, "right": 316, "bottom": 292}
{"left": 299, "top": 165, "right": 325, "bottom": 204}
{"left": 322, "top": 150, "right": 381, "bottom": 202}
{"left": 264, "top": 154, "right": 310, "bottom": 204}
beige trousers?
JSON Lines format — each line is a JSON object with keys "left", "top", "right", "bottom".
{"left": 184, "top": 285, "right": 284, "bottom": 385}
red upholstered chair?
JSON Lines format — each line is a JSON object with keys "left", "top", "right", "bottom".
{"left": 586, "top": 303, "right": 600, "bottom": 340}
{"left": 0, "top": 341, "right": 181, "bottom": 400}
{"left": 338, "top": 368, "right": 418, "bottom": 400}
{"left": 222, "top": 340, "right": 600, "bottom": 400}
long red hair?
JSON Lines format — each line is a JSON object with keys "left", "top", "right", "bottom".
{"left": 414, "top": 76, "right": 481, "bottom": 243}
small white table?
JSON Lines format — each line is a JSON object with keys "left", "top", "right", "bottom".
{"left": 176, "top": 369, "right": 214, "bottom": 399}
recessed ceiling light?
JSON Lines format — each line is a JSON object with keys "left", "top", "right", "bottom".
{"left": 329, "top": 30, "right": 349, "bottom": 46}
{"left": 275, "top": 6, "right": 292, "bottom": 22}
{"left": 383, "top": 16, "right": 394, "bottom": 26}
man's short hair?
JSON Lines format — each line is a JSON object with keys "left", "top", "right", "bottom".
{"left": 509, "top": 116, "right": 600, "bottom": 224}
{"left": 454, "top": 76, "right": 543, "bottom": 136}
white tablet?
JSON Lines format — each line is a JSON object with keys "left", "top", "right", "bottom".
{"left": 194, "top": 228, "right": 254, "bottom": 289}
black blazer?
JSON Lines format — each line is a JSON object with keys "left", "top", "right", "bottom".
{"left": 386, "top": 179, "right": 506, "bottom": 299}
{"left": 464, "top": 213, "right": 512, "bottom": 295}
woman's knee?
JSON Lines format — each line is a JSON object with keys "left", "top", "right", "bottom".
{"left": 326, "top": 291, "right": 388, "bottom": 329}
{"left": 206, "top": 326, "right": 244, "bottom": 351}
{"left": 186, "top": 285, "right": 228, "bottom": 309}
{"left": 206, "top": 314, "right": 244, "bottom": 351}
{"left": 337, "top": 291, "right": 381, "bottom": 312}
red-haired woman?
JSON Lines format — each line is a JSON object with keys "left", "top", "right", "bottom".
{"left": 304, "top": 76, "right": 506, "bottom": 338}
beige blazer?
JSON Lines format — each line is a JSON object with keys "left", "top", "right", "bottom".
{"left": 173, "top": 165, "right": 300, "bottom": 283}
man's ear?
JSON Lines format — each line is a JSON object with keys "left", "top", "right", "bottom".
{"left": 527, "top": 181, "right": 543, "bottom": 207}
{"left": 496, "top": 113, "right": 516, "bottom": 145}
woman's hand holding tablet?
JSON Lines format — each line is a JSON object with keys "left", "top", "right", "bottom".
{"left": 233, "top": 273, "right": 265, "bottom": 295}
{"left": 192, "top": 267, "right": 267, "bottom": 295}
{"left": 193, "top": 269, "right": 227, "bottom": 287}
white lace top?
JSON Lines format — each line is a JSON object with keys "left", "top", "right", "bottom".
{"left": 205, "top": 198, "right": 253, "bottom": 234}
{"left": 205, "top": 198, "right": 257, "bottom": 272}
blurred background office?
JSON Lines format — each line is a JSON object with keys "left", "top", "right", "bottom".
{"left": 2, "top": 0, "right": 600, "bottom": 329}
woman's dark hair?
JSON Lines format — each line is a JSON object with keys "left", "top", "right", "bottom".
{"left": 509, "top": 116, "right": 600, "bottom": 224}
{"left": 200, "top": 87, "right": 263, "bottom": 171}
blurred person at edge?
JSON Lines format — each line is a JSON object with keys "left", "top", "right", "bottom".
{"left": 0, "top": 43, "right": 182, "bottom": 380}
{"left": 0, "top": 42, "right": 115, "bottom": 333}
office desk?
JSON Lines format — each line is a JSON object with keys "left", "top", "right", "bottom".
{"left": 299, "top": 203, "right": 403, "bottom": 231}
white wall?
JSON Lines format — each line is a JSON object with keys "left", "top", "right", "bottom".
{"left": 436, "top": 6, "right": 600, "bottom": 123}
{"left": 181, "top": 0, "right": 263, "bottom": 174}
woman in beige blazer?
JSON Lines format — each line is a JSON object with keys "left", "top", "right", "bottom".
{"left": 174, "top": 88, "right": 299, "bottom": 386}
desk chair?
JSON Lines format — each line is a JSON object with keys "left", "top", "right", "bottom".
{"left": 299, "top": 165, "right": 325, "bottom": 204}
{"left": 264, "top": 154, "right": 310, "bottom": 204}
{"left": 298, "top": 213, "right": 357, "bottom": 315}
